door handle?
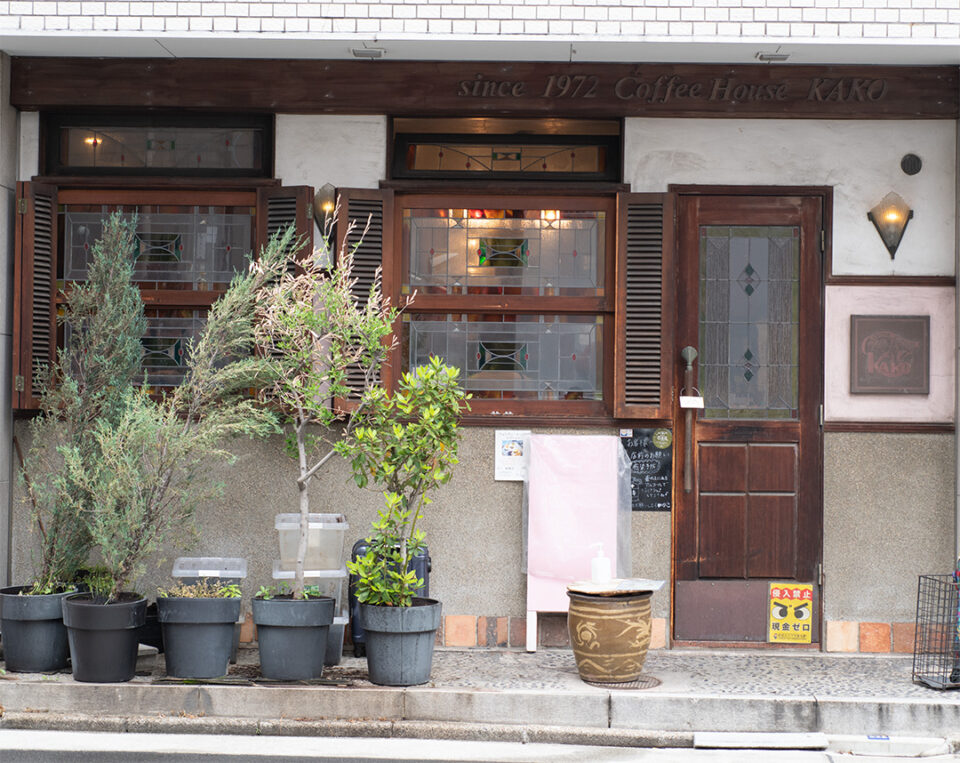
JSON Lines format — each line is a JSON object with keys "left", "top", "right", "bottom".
{"left": 680, "top": 346, "right": 698, "bottom": 494}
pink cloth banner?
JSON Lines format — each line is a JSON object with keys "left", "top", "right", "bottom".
{"left": 526, "top": 434, "right": 622, "bottom": 613}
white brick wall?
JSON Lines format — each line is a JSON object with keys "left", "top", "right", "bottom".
{"left": 0, "top": 0, "right": 959, "bottom": 42}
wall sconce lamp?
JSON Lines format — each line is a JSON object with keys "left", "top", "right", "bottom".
{"left": 313, "top": 183, "right": 336, "bottom": 228}
{"left": 867, "top": 192, "right": 913, "bottom": 259}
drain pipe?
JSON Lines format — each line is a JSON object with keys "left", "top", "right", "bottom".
{"left": 0, "top": 55, "right": 14, "bottom": 587}
{"left": 955, "top": 113, "right": 960, "bottom": 565}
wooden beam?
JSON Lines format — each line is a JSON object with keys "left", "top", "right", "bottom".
{"left": 12, "top": 58, "right": 958, "bottom": 119}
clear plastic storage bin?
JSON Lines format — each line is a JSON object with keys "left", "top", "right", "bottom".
{"left": 275, "top": 513, "right": 348, "bottom": 570}
{"left": 271, "top": 562, "right": 348, "bottom": 611}
{"left": 172, "top": 557, "right": 247, "bottom": 586}
{"left": 326, "top": 614, "right": 348, "bottom": 667}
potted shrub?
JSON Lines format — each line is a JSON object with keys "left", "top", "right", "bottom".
{"left": 1, "top": 213, "right": 149, "bottom": 673}
{"left": 340, "top": 356, "right": 468, "bottom": 686}
{"left": 156, "top": 579, "right": 242, "bottom": 679}
{"left": 250, "top": 210, "right": 399, "bottom": 680}
{"left": 50, "top": 213, "right": 286, "bottom": 682}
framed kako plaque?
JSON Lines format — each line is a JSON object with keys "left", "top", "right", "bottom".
{"left": 850, "top": 314, "right": 930, "bottom": 394}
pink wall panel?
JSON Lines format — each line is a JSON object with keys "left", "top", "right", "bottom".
{"left": 824, "top": 285, "right": 955, "bottom": 423}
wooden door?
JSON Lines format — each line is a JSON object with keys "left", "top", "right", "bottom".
{"left": 673, "top": 193, "right": 824, "bottom": 644}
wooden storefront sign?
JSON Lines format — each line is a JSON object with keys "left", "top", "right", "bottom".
{"left": 12, "top": 59, "right": 958, "bottom": 119}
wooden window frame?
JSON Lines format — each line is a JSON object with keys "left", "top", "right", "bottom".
{"left": 13, "top": 179, "right": 312, "bottom": 411}
{"left": 389, "top": 192, "right": 617, "bottom": 422}
{"left": 54, "top": 187, "right": 260, "bottom": 393}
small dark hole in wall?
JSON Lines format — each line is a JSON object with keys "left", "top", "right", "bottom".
{"left": 901, "top": 153, "right": 922, "bottom": 176}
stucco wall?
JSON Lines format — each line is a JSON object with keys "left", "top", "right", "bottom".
{"left": 624, "top": 118, "right": 956, "bottom": 277}
{"left": 16, "top": 421, "right": 952, "bottom": 624}
{"left": 10, "top": 423, "right": 672, "bottom": 620}
{"left": 275, "top": 115, "right": 387, "bottom": 191}
{"left": 823, "top": 432, "right": 955, "bottom": 622}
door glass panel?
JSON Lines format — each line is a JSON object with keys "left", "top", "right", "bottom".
{"left": 699, "top": 225, "right": 799, "bottom": 420}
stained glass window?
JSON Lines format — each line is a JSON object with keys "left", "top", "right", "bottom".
{"left": 398, "top": 194, "right": 613, "bottom": 413}
{"left": 56, "top": 193, "right": 258, "bottom": 390}
{"left": 403, "top": 208, "right": 604, "bottom": 296}
{"left": 403, "top": 142, "right": 608, "bottom": 177}
{"left": 404, "top": 314, "right": 602, "bottom": 401}
{"left": 699, "top": 226, "right": 800, "bottom": 420}
{"left": 61, "top": 126, "right": 262, "bottom": 172}
{"left": 45, "top": 114, "right": 271, "bottom": 177}
{"left": 391, "top": 118, "right": 620, "bottom": 182}
{"left": 64, "top": 208, "right": 253, "bottom": 286}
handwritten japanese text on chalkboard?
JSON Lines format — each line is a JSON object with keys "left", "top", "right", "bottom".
{"left": 619, "top": 428, "right": 672, "bottom": 512}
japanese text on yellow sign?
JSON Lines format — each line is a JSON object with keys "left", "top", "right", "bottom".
{"left": 768, "top": 583, "right": 813, "bottom": 643}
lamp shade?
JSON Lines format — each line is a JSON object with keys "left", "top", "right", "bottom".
{"left": 312, "top": 183, "right": 336, "bottom": 226}
{"left": 867, "top": 192, "right": 913, "bottom": 259}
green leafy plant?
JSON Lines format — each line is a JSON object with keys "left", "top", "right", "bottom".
{"left": 255, "top": 583, "right": 325, "bottom": 600}
{"left": 158, "top": 580, "right": 242, "bottom": 599}
{"left": 341, "top": 356, "right": 468, "bottom": 607}
{"left": 80, "top": 566, "right": 116, "bottom": 601}
{"left": 22, "top": 212, "right": 291, "bottom": 603}
{"left": 252, "top": 209, "right": 401, "bottom": 600}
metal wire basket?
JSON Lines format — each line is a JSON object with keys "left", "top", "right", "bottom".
{"left": 913, "top": 573, "right": 960, "bottom": 689}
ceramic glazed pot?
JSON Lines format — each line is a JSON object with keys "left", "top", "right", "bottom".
{"left": 0, "top": 586, "right": 75, "bottom": 672}
{"left": 252, "top": 595, "right": 334, "bottom": 681}
{"left": 157, "top": 596, "right": 241, "bottom": 679}
{"left": 61, "top": 592, "right": 147, "bottom": 683}
{"left": 359, "top": 597, "right": 442, "bottom": 687}
{"left": 567, "top": 590, "right": 652, "bottom": 683}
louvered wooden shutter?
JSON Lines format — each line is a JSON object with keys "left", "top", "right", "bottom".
{"left": 614, "top": 193, "right": 675, "bottom": 420}
{"left": 255, "top": 185, "right": 314, "bottom": 265}
{"left": 12, "top": 182, "right": 58, "bottom": 410}
{"left": 335, "top": 188, "right": 395, "bottom": 397}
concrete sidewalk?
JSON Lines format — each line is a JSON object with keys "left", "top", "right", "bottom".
{"left": 1, "top": 647, "right": 959, "bottom": 748}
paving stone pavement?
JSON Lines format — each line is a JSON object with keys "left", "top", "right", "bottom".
{"left": 385, "top": 648, "right": 960, "bottom": 700}
{"left": 4, "top": 646, "right": 959, "bottom": 702}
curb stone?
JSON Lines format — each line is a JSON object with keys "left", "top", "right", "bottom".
{"left": 0, "top": 712, "right": 694, "bottom": 748}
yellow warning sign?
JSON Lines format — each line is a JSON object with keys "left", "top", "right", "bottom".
{"left": 768, "top": 582, "right": 814, "bottom": 643}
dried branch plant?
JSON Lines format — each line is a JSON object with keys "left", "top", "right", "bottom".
{"left": 252, "top": 207, "right": 407, "bottom": 599}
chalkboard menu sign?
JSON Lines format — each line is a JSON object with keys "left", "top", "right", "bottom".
{"left": 619, "top": 428, "right": 673, "bottom": 512}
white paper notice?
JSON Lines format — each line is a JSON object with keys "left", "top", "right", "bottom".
{"left": 494, "top": 429, "right": 531, "bottom": 481}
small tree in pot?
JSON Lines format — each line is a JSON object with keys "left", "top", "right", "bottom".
{"left": 1, "top": 213, "right": 146, "bottom": 673}
{"left": 250, "top": 212, "right": 400, "bottom": 680}
{"left": 52, "top": 213, "right": 287, "bottom": 682}
{"left": 340, "top": 356, "right": 468, "bottom": 686}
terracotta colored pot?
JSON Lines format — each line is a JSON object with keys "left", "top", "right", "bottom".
{"left": 567, "top": 590, "right": 652, "bottom": 683}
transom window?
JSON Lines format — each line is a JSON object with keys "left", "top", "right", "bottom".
{"left": 44, "top": 113, "right": 272, "bottom": 177}
{"left": 391, "top": 118, "right": 620, "bottom": 182}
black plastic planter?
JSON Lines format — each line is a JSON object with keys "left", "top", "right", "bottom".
{"left": 359, "top": 597, "right": 442, "bottom": 686}
{"left": 0, "top": 586, "right": 75, "bottom": 672}
{"left": 157, "top": 596, "right": 241, "bottom": 679}
{"left": 252, "top": 595, "right": 334, "bottom": 681}
{"left": 61, "top": 593, "right": 146, "bottom": 683}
